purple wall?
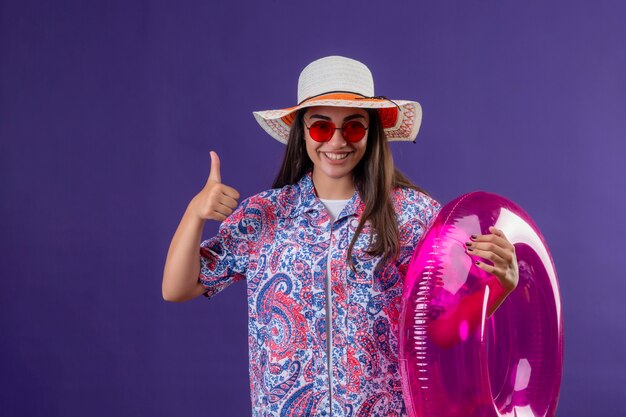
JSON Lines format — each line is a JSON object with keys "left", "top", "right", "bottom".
{"left": 2, "top": 1, "right": 624, "bottom": 415}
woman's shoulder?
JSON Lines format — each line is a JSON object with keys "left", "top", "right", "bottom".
{"left": 238, "top": 187, "right": 280, "bottom": 211}
{"left": 391, "top": 185, "right": 441, "bottom": 209}
{"left": 391, "top": 186, "right": 441, "bottom": 227}
{"left": 238, "top": 182, "right": 304, "bottom": 219}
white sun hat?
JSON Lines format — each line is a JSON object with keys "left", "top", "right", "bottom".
{"left": 252, "top": 55, "right": 423, "bottom": 144}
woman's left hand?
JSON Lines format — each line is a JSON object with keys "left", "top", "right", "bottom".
{"left": 465, "top": 226, "right": 519, "bottom": 294}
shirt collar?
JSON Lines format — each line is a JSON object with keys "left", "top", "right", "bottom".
{"left": 278, "top": 171, "right": 366, "bottom": 220}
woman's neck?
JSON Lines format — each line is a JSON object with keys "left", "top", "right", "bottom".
{"left": 312, "top": 170, "right": 355, "bottom": 199}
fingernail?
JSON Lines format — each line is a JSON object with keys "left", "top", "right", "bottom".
{"left": 470, "top": 235, "right": 477, "bottom": 240}
{"left": 475, "top": 261, "right": 480, "bottom": 265}
{"left": 465, "top": 241, "right": 472, "bottom": 246}
{"left": 467, "top": 247, "right": 473, "bottom": 251}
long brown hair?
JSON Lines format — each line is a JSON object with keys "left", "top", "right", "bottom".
{"left": 272, "top": 108, "right": 428, "bottom": 271}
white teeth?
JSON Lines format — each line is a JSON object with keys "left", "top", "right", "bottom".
{"left": 324, "top": 152, "right": 349, "bottom": 160}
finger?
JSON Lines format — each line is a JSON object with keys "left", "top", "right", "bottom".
{"left": 214, "top": 204, "right": 233, "bottom": 218}
{"left": 471, "top": 233, "right": 512, "bottom": 251}
{"left": 218, "top": 194, "right": 239, "bottom": 210}
{"left": 466, "top": 241, "right": 512, "bottom": 262}
{"left": 486, "top": 227, "right": 513, "bottom": 248}
{"left": 466, "top": 246, "right": 506, "bottom": 266}
{"left": 220, "top": 184, "right": 241, "bottom": 200}
{"left": 209, "top": 200, "right": 232, "bottom": 218}
{"left": 211, "top": 212, "right": 227, "bottom": 222}
{"left": 209, "top": 151, "right": 222, "bottom": 183}
{"left": 200, "top": 205, "right": 227, "bottom": 221}
{"left": 489, "top": 226, "right": 504, "bottom": 237}
{"left": 474, "top": 260, "right": 500, "bottom": 275}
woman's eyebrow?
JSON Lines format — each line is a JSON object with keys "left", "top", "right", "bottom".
{"left": 308, "top": 114, "right": 366, "bottom": 121}
{"left": 308, "top": 114, "right": 331, "bottom": 120}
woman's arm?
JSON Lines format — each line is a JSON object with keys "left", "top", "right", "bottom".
{"left": 162, "top": 202, "right": 209, "bottom": 302}
{"left": 162, "top": 151, "right": 240, "bottom": 302}
{"left": 428, "top": 226, "right": 519, "bottom": 348}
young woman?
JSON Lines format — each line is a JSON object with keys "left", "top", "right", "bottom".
{"left": 162, "top": 56, "right": 518, "bottom": 416}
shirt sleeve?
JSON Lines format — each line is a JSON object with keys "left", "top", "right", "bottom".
{"left": 198, "top": 198, "right": 252, "bottom": 299}
{"left": 396, "top": 191, "right": 442, "bottom": 273}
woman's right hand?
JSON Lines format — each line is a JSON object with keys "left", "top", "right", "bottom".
{"left": 189, "top": 151, "right": 241, "bottom": 222}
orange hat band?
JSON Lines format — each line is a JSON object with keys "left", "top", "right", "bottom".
{"left": 279, "top": 91, "right": 400, "bottom": 129}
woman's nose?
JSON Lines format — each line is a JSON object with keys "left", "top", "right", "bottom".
{"left": 327, "top": 127, "right": 347, "bottom": 147}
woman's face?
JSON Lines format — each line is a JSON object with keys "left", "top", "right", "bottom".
{"left": 303, "top": 106, "right": 369, "bottom": 185}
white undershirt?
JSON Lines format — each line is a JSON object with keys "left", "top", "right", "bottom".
{"left": 320, "top": 198, "right": 349, "bottom": 223}
{"left": 319, "top": 198, "right": 350, "bottom": 410}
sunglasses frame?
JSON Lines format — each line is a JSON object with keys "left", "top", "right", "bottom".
{"left": 303, "top": 119, "right": 369, "bottom": 143}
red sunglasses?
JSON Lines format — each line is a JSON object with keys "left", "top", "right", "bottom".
{"left": 303, "top": 119, "right": 369, "bottom": 143}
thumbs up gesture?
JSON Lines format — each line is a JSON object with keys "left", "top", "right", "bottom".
{"left": 190, "top": 151, "right": 241, "bottom": 221}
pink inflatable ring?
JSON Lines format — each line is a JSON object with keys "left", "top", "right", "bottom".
{"left": 399, "top": 191, "right": 563, "bottom": 417}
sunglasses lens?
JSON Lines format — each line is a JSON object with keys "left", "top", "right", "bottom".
{"left": 342, "top": 121, "right": 367, "bottom": 142}
{"left": 307, "top": 120, "right": 367, "bottom": 142}
{"left": 309, "top": 121, "right": 334, "bottom": 142}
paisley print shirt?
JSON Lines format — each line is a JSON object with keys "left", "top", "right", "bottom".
{"left": 198, "top": 171, "right": 440, "bottom": 417}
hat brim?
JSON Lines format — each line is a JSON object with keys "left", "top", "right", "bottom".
{"left": 253, "top": 93, "right": 422, "bottom": 145}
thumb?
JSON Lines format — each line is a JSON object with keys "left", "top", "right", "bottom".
{"left": 208, "top": 151, "right": 221, "bottom": 183}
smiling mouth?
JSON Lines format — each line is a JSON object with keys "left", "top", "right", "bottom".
{"left": 323, "top": 152, "right": 350, "bottom": 161}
